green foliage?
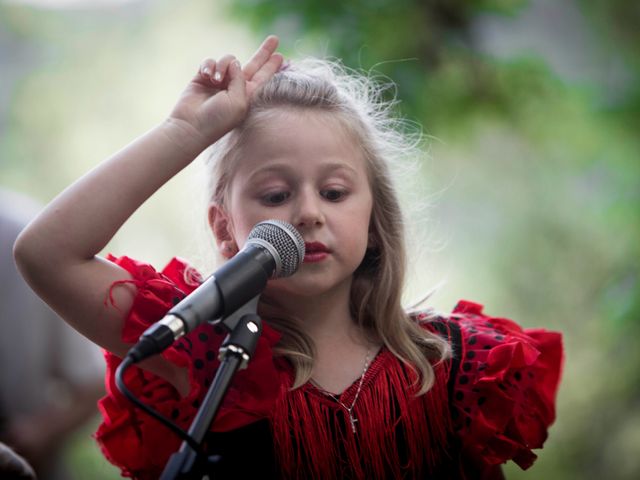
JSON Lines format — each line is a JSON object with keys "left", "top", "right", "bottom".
{"left": 230, "top": 0, "right": 530, "bottom": 123}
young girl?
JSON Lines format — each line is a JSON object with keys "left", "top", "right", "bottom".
{"left": 14, "top": 36, "right": 563, "bottom": 479}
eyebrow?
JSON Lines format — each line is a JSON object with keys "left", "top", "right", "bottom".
{"left": 246, "top": 162, "right": 360, "bottom": 182}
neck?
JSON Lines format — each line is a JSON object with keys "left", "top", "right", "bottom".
{"left": 263, "top": 278, "right": 382, "bottom": 394}
{"left": 264, "top": 277, "right": 374, "bottom": 348}
{"left": 278, "top": 285, "right": 353, "bottom": 337}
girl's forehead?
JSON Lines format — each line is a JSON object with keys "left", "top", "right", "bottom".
{"left": 248, "top": 109, "right": 354, "bottom": 145}
{"left": 234, "top": 110, "right": 367, "bottom": 176}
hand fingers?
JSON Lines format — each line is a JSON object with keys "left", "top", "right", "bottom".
{"left": 250, "top": 52, "right": 284, "bottom": 88}
{"left": 198, "top": 58, "right": 217, "bottom": 84}
{"left": 198, "top": 54, "right": 237, "bottom": 87}
{"left": 227, "top": 59, "right": 247, "bottom": 99}
{"left": 214, "top": 54, "right": 237, "bottom": 85}
{"left": 243, "top": 35, "right": 279, "bottom": 80}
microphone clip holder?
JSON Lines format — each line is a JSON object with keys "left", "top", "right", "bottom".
{"left": 214, "top": 296, "right": 262, "bottom": 370}
{"left": 159, "top": 296, "right": 263, "bottom": 480}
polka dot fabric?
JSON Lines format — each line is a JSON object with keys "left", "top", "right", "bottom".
{"left": 96, "top": 256, "right": 284, "bottom": 480}
{"left": 94, "top": 257, "right": 563, "bottom": 478}
{"left": 448, "top": 300, "right": 563, "bottom": 470}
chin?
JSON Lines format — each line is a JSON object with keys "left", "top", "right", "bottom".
{"left": 264, "top": 274, "right": 350, "bottom": 299}
{"left": 264, "top": 281, "right": 322, "bottom": 298}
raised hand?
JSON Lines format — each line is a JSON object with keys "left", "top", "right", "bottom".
{"left": 14, "top": 40, "right": 282, "bottom": 401}
{"left": 168, "top": 35, "right": 283, "bottom": 149}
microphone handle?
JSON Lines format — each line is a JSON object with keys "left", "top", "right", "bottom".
{"left": 212, "top": 246, "right": 274, "bottom": 318}
{"left": 126, "top": 246, "right": 275, "bottom": 362}
{"left": 167, "top": 244, "right": 275, "bottom": 333}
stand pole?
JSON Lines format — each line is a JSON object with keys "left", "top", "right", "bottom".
{"left": 159, "top": 298, "right": 262, "bottom": 479}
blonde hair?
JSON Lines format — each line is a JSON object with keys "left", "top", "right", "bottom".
{"left": 206, "top": 58, "right": 450, "bottom": 395}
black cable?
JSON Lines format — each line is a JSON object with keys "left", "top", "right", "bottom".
{"left": 115, "top": 356, "right": 206, "bottom": 457}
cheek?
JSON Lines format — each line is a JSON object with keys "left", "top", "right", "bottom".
{"left": 342, "top": 198, "right": 373, "bottom": 253}
{"left": 353, "top": 193, "right": 374, "bottom": 232}
{"left": 226, "top": 215, "right": 252, "bottom": 249}
{"left": 227, "top": 203, "right": 290, "bottom": 250}
{"left": 228, "top": 191, "right": 297, "bottom": 243}
{"left": 226, "top": 189, "right": 263, "bottom": 246}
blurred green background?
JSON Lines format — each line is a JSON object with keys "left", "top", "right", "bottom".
{"left": 1, "top": 0, "right": 639, "bottom": 478}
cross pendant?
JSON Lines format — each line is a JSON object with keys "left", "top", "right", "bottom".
{"left": 349, "top": 414, "right": 358, "bottom": 434}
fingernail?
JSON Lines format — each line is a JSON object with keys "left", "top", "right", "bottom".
{"left": 279, "top": 60, "right": 291, "bottom": 72}
{"left": 203, "top": 67, "right": 211, "bottom": 76}
{"left": 214, "top": 71, "right": 222, "bottom": 82}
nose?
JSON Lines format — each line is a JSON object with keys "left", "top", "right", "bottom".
{"left": 293, "top": 188, "right": 325, "bottom": 230}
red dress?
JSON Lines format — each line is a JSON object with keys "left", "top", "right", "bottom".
{"left": 95, "top": 256, "right": 563, "bottom": 479}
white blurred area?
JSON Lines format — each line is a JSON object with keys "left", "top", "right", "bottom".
{"left": 4, "top": 0, "right": 140, "bottom": 8}
{"left": 0, "top": 0, "right": 260, "bottom": 277}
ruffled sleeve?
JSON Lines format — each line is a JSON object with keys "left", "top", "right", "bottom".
{"left": 447, "top": 300, "right": 563, "bottom": 472}
{"left": 95, "top": 255, "right": 284, "bottom": 480}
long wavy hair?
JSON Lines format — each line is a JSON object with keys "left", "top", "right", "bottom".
{"left": 205, "top": 58, "right": 450, "bottom": 395}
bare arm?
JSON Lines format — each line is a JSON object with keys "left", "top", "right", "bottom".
{"left": 14, "top": 36, "right": 283, "bottom": 393}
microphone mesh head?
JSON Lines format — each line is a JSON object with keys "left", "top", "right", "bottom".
{"left": 246, "top": 220, "right": 305, "bottom": 278}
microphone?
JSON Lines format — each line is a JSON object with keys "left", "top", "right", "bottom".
{"left": 126, "top": 219, "right": 305, "bottom": 362}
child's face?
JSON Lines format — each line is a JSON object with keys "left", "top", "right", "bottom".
{"left": 221, "top": 110, "right": 374, "bottom": 298}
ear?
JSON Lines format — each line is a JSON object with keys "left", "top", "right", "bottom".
{"left": 208, "top": 204, "right": 238, "bottom": 259}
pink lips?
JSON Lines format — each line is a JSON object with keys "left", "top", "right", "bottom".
{"left": 303, "top": 242, "right": 330, "bottom": 263}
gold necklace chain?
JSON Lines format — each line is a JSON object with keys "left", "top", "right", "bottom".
{"left": 313, "top": 349, "right": 371, "bottom": 434}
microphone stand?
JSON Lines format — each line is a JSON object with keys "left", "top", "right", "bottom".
{"left": 159, "top": 296, "right": 262, "bottom": 480}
